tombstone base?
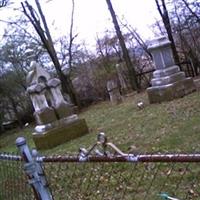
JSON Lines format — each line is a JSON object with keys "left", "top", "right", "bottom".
{"left": 34, "top": 107, "right": 57, "bottom": 125}
{"left": 194, "top": 78, "right": 200, "bottom": 91}
{"left": 110, "top": 92, "right": 123, "bottom": 105}
{"left": 32, "top": 118, "right": 89, "bottom": 150}
{"left": 55, "top": 102, "right": 74, "bottom": 119}
{"left": 147, "top": 77, "right": 196, "bottom": 104}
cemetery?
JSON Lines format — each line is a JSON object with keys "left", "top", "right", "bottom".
{"left": 1, "top": 0, "right": 200, "bottom": 199}
{"left": 1, "top": 35, "right": 200, "bottom": 199}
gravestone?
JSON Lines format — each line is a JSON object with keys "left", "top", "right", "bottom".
{"left": 147, "top": 37, "right": 196, "bottom": 103}
{"left": 194, "top": 78, "right": 200, "bottom": 91}
{"left": 115, "top": 62, "right": 130, "bottom": 94}
{"left": 107, "top": 79, "right": 122, "bottom": 105}
{"left": 26, "top": 61, "right": 89, "bottom": 149}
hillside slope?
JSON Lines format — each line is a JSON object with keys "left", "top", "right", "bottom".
{"left": 1, "top": 91, "right": 200, "bottom": 154}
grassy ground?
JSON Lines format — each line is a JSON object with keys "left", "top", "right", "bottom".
{"left": 1, "top": 91, "right": 200, "bottom": 199}
{"left": 1, "top": 90, "right": 200, "bottom": 154}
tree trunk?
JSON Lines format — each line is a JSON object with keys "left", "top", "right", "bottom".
{"left": 8, "top": 96, "right": 23, "bottom": 128}
{"left": 0, "top": 0, "right": 9, "bottom": 7}
{"left": 0, "top": 109, "right": 4, "bottom": 134}
{"left": 121, "top": 22, "right": 152, "bottom": 59}
{"left": 155, "top": 0, "right": 180, "bottom": 65}
{"left": 105, "top": 0, "right": 139, "bottom": 91}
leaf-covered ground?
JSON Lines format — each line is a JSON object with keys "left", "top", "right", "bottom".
{"left": 1, "top": 91, "right": 200, "bottom": 154}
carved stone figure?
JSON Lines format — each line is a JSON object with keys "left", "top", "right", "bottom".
{"left": 26, "top": 61, "right": 89, "bottom": 149}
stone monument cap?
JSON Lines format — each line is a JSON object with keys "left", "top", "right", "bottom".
{"left": 148, "top": 36, "right": 171, "bottom": 51}
{"left": 47, "top": 78, "right": 61, "bottom": 88}
{"left": 27, "top": 83, "right": 46, "bottom": 94}
{"left": 26, "top": 61, "right": 51, "bottom": 86}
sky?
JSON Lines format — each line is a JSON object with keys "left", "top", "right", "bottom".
{"left": 0, "top": 0, "right": 161, "bottom": 49}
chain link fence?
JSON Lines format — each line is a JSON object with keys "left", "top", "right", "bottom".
{"left": 0, "top": 153, "right": 34, "bottom": 200}
{"left": 43, "top": 157, "right": 200, "bottom": 200}
{"left": 1, "top": 134, "right": 200, "bottom": 200}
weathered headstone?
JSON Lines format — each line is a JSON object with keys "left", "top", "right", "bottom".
{"left": 194, "top": 78, "right": 200, "bottom": 91}
{"left": 107, "top": 79, "right": 122, "bottom": 104}
{"left": 115, "top": 62, "right": 130, "bottom": 94}
{"left": 147, "top": 37, "right": 196, "bottom": 103}
{"left": 26, "top": 61, "right": 89, "bottom": 149}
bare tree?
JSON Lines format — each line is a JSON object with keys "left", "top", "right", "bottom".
{"left": 105, "top": 0, "right": 139, "bottom": 91}
{"left": 180, "top": 0, "right": 200, "bottom": 24}
{"left": 171, "top": 0, "right": 200, "bottom": 75}
{"left": 66, "top": 0, "right": 80, "bottom": 106}
{"left": 0, "top": 0, "right": 9, "bottom": 8}
{"left": 21, "top": 0, "right": 80, "bottom": 106}
{"left": 68, "top": 0, "right": 78, "bottom": 70}
{"left": 120, "top": 20, "right": 152, "bottom": 59}
{"left": 95, "top": 32, "right": 122, "bottom": 73}
{"left": 155, "top": 0, "right": 180, "bottom": 64}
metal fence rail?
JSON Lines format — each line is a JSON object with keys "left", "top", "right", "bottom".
{"left": 41, "top": 153, "right": 200, "bottom": 163}
{"left": 1, "top": 153, "right": 200, "bottom": 200}
{"left": 1, "top": 133, "right": 200, "bottom": 200}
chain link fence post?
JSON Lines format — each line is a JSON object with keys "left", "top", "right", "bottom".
{"left": 16, "top": 137, "right": 53, "bottom": 200}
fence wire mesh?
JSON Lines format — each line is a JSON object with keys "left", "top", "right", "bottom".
{"left": 0, "top": 153, "right": 34, "bottom": 200}
{"left": 1, "top": 152, "right": 200, "bottom": 200}
{"left": 42, "top": 156, "right": 200, "bottom": 200}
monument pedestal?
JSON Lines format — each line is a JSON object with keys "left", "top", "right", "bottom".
{"left": 33, "top": 118, "right": 89, "bottom": 150}
{"left": 147, "top": 77, "right": 195, "bottom": 103}
{"left": 147, "top": 37, "right": 196, "bottom": 103}
{"left": 34, "top": 107, "right": 57, "bottom": 125}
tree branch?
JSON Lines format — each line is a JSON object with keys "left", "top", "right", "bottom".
{"left": 155, "top": 0, "right": 163, "bottom": 16}
{"left": 0, "top": 0, "right": 9, "bottom": 8}
{"left": 181, "top": 0, "right": 200, "bottom": 24}
{"left": 68, "top": 0, "right": 75, "bottom": 71}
